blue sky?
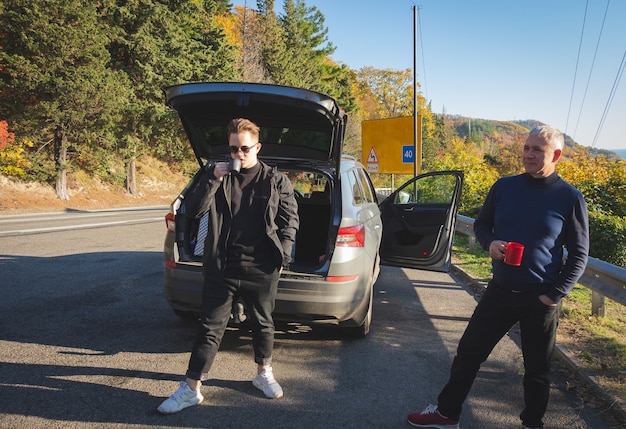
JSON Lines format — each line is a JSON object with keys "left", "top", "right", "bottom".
{"left": 234, "top": 1, "right": 626, "bottom": 151}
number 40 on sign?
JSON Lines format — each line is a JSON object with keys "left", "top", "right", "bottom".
{"left": 402, "top": 145, "right": 415, "bottom": 163}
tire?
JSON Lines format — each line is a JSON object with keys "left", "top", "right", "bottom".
{"left": 341, "top": 286, "right": 373, "bottom": 338}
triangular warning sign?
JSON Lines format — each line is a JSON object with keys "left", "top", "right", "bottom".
{"left": 367, "top": 147, "right": 379, "bottom": 163}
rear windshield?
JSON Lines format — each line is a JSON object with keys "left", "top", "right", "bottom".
{"left": 194, "top": 124, "right": 331, "bottom": 160}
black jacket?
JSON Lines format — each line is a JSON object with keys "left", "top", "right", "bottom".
{"left": 186, "top": 161, "right": 299, "bottom": 277}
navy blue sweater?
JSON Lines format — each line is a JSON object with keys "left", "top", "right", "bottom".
{"left": 474, "top": 172, "right": 589, "bottom": 303}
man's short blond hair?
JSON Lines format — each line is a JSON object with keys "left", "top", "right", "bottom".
{"left": 227, "top": 118, "right": 260, "bottom": 141}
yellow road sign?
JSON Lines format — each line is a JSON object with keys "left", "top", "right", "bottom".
{"left": 361, "top": 115, "right": 422, "bottom": 174}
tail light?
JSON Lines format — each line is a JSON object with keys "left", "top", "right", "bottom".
{"left": 326, "top": 275, "right": 358, "bottom": 282}
{"left": 336, "top": 224, "right": 365, "bottom": 247}
{"left": 165, "top": 212, "right": 176, "bottom": 232}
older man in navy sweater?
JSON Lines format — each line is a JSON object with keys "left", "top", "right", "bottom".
{"left": 408, "top": 126, "right": 589, "bottom": 429}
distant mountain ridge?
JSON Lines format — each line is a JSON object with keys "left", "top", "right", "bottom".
{"left": 444, "top": 115, "right": 622, "bottom": 160}
{"left": 613, "top": 149, "right": 626, "bottom": 160}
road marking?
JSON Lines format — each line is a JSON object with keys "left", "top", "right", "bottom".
{"left": 0, "top": 217, "right": 162, "bottom": 237}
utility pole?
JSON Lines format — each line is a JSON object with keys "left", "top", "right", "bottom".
{"left": 413, "top": 5, "right": 422, "bottom": 177}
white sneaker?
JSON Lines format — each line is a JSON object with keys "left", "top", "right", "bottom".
{"left": 157, "top": 381, "right": 204, "bottom": 414}
{"left": 252, "top": 367, "right": 283, "bottom": 399}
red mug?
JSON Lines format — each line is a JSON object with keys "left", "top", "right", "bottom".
{"left": 504, "top": 242, "right": 524, "bottom": 266}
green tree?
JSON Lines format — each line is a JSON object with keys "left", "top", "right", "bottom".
{"left": 490, "top": 139, "right": 524, "bottom": 176}
{"left": 257, "top": 0, "right": 288, "bottom": 84}
{"left": 278, "top": 0, "right": 334, "bottom": 88}
{"left": 587, "top": 212, "right": 626, "bottom": 267}
{"left": 0, "top": 0, "right": 127, "bottom": 199}
{"left": 421, "top": 113, "right": 454, "bottom": 167}
{"left": 318, "top": 59, "right": 358, "bottom": 114}
{"left": 233, "top": 2, "right": 355, "bottom": 112}
{"left": 101, "top": 0, "right": 237, "bottom": 193}
{"left": 255, "top": 0, "right": 336, "bottom": 91}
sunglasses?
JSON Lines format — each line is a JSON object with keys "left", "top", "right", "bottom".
{"left": 229, "top": 143, "right": 258, "bottom": 154}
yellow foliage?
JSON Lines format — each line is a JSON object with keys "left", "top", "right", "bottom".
{"left": 217, "top": 10, "right": 240, "bottom": 46}
{"left": 427, "top": 138, "right": 500, "bottom": 215}
{"left": 355, "top": 67, "right": 420, "bottom": 120}
{"left": 559, "top": 154, "right": 626, "bottom": 216}
{"left": 559, "top": 154, "right": 612, "bottom": 183}
{"left": 0, "top": 137, "right": 33, "bottom": 178}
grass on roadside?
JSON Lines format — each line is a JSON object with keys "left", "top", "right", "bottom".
{"left": 559, "top": 286, "right": 626, "bottom": 396}
{"left": 451, "top": 234, "right": 492, "bottom": 282}
{"left": 452, "top": 233, "right": 626, "bottom": 406}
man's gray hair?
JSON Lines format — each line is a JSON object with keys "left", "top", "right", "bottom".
{"left": 529, "top": 125, "right": 564, "bottom": 151}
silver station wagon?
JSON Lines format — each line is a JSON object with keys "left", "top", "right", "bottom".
{"left": 162, "top": 82, "right": 463, "bottom": 337}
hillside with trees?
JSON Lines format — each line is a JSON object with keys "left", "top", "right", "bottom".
{"left": 1, "top": 0, "right": 624, "bottom": 266}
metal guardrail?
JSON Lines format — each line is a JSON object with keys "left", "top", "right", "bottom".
{"left": 455, "top": 214, "right": 626, "bottom": 316}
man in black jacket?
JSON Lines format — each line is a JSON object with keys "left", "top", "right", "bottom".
{"left": 158, "top": 118, "right": 299, "bottom": 414}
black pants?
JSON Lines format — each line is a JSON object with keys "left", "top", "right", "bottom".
{"left": 437, "top": 280, "right": 560, "bottom": 429}
{"left": 186, "top": 265, "right": 280, "bottom": 381}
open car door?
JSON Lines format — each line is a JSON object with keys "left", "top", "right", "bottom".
{"left": 379, "top": 171, "right": 464, "bottom": 272}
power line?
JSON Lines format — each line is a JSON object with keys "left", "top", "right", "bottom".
{"left": 564, "top": 0, "right": 588, "bottom": 137}
{"left": 572, "top": 0, "right": 611, "bottom": 141}
{"left": 591, "top": 51, "right": 626, "bottom": 148}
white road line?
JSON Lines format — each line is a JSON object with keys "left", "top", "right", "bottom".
{"left": 0, "top": 217, "right": 163, "bottom": 237}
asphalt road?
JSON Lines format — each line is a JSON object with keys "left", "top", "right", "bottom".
{"left": 0, "top": 208, "right": 614, "bottom": 429}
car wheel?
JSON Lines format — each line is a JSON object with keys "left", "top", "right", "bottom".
{"left": 341, "top": 286, "right": 373, "bottom": 338}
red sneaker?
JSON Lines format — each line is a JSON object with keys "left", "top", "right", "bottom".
{"left": 407, "top": 404, "right": 460, "bottom": 428}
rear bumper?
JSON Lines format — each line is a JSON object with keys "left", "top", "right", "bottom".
{"left": 274, "top": 274, "right": 369, "bottom": 326}
{"left": 163, "top": 264, "right": 370, "bottom": 326}
{"left": 163, "top": 263, "right": 203, "bottom": 313}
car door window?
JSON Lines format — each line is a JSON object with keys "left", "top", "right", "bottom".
{"left": 356, "top": 168, "right": 375, "bottom": 203}
{"left": 347, "top": 170, "right": 365, "bottom": 205}
{"left": 392, "top": 174, "right": 457, "bottom": 205}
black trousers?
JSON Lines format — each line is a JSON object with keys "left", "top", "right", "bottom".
{"left": 437, "top": 279, "right": 560, "bottom": 429}
{"left": 186, "top": 265, "right": 280, "bottom": 381}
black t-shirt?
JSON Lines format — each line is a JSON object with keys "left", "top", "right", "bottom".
{"left": 227, "top": 162, "right": 273, "bottom": 268}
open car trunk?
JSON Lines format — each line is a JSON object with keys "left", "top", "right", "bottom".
{"left": 174, "top": 168, "right": 334, "bottom": 274}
